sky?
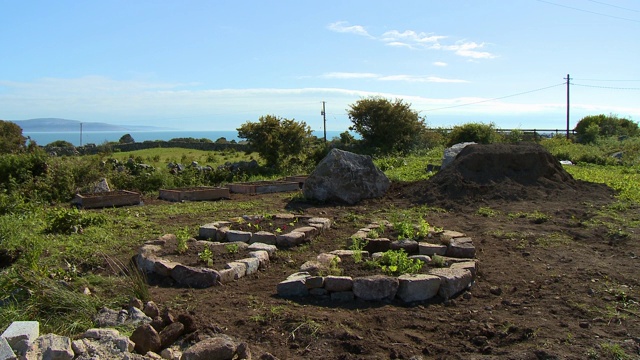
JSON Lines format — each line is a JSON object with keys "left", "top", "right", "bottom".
{"left": 1, "top": 0, "right": 639, "bottom": 133}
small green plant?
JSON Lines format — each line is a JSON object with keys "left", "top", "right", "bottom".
{"left": 600, "top": 342, "right": 629, "bottom": 360}
{"left": 328, "top": 256, "right": 342, "bottom": 276}
{"left": 367, "top": 228, "right": 380, "bottom": 238}
{"left": 417, "top": 218, "right": 430, "bottom": 238}
{"left": 45, "top": 207, "right": 106, "bottom": 235}
{"left": 349, "top": 237, "right": 368, "bottom": 263}
{"left": 175, "top": 227, "right": 190, "bottom": 254}
{"left": 431, "top": 254, "right": 446, "bottom": 268}
{"left": 376, "top": 249, "right": 423, "bottom": 276}
{"left": 394, "top": 220, "right": 415, "bottom": 240}
{"left": 225, "top": 243, "right": 239, "bottom": 254}
{"left": 508, "top": 210, "right": 550, "bottom": 224}
{"left": 477, "top": 207, "right": 500, "bottom": 217}
{"left": 198, "top": 247, "right": 213, "bottom": 266}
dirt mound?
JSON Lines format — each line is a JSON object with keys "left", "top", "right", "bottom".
{"left": 394, "top": 143, "right": 615, "bottom": 210}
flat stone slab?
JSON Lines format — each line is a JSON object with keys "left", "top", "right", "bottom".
{"left": 250, "top": 231, "right": 277, "bottom": 245}
{"left": 397, "top": 274, "right": 441, "bottom": 303}
{"left": 225, "top": 230, "right": 252, "bottom": 243}
{"left": 418, "top": 242, "right": 447, "bottom": 256}
{"left": 277, "top": 273, "right": 310, "bottom": 297}
{"left": 429, "top": 267, "right": 473, "bottom": 300}
{"left": 323, "top": 276, "right": 353, "bottom": 292}
{"left": 0, "top": 337, "right": 16, "bottom": 360}
{"left": 276, "top": 232, "right": 306, "bottom": 247}
{"left": 170, "top": 265, "right": 220, "bottom": 288}
{"left": 352, "top": 275, "right": 399, "bottom": 302}
{"left": 1, "top": 321, "right": 39, "bottom": 348}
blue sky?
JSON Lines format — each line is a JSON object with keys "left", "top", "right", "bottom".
{"left": 1, "top": 0, "right": 639, "bottom": 133}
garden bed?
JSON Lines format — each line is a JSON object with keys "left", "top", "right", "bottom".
{"left": 227, "top": 180, "right": 300, "bottom": 194}
{"left": 158, "top": 186, "right": 230, "bottom": 202}
{"left": 71, "top": 190, "right": 141, "bottom": 209}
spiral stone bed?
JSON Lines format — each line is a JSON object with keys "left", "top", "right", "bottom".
{"left": 136, "top": 214, "right": 332, "bottom": 288}
{"left": 277, "top": 220, "right": 478, "bottom": 303}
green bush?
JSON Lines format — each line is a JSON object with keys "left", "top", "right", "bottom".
{"left": 446, "top": 122, "right": 502, "bottom": 146}
{"left": 45, "top": 207, "right": 106, "bottom": 235}
{"left": 574, "top": 114, "right": 639, "bottom": 143}
{"left": 376, "top": 249, "right": 423, "bottom": 276}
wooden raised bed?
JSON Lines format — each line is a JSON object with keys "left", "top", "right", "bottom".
{"left": 159, "top": 187, "right": 230, "bottom": 202}
{"left": 284, "top": 175, "right": 308, "bottom": 188}
{"left": 72, "top": 190, "right": 141, "bottom": 209}
{"left": 228, "top": 181, "right": 300, "bottom": 195}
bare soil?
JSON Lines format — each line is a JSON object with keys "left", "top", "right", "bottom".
{"left": 144, "top": 144, "right": 640, "bottom": 359}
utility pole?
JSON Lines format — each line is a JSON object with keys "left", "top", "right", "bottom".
{"left": 564, "top": 74, "right": 572, "bottom": 139}
{"left": 321, "top": 101, "right": 327, "bottom": 143}
{"left": 80, "top": 122, "right": 83, "bottom": 146}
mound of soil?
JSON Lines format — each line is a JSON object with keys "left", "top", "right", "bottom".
{"left": 396, "top": 143, "right": 614, "bottom": 210}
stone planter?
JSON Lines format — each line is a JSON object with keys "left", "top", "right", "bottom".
{"left": 72, "top": 190, "right": 141, "bottom": 209}
{"left": 159, "top": 187, "right": 230, "bottom": 202}
{"left": 228, "top": 181, "right": 300, "bottom": 195}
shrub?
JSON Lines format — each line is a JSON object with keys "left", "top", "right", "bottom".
{"left": 446, "top": 122, "right": 502, "bottom": 146}
{"left": 376, "top": 249, "right": 423, "bottom": 276}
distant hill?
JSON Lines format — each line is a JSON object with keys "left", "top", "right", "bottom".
{"left": 9, "top": 118, "right": 170, "bottom": 132}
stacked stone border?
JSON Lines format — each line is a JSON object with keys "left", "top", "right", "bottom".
{"left": 136, "top": 214, "right": 332, "bottom": 288}
{"left": 277, "top": 220, "right": 478, "bottom": 303}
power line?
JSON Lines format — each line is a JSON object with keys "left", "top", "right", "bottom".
{"left": 573, "top": 83, "right": 640, "bottom": 90}
{"left": 573, "top": 78, "right": 640, "bottom": 82}
{"left": 421, "top": 83, "right": 565, "bottom": 112}
{"left": 535, "top": 0, "right": 640, "bottom": 22}
{"left": 585, "top": 0, "right": 640, "bottom": 13}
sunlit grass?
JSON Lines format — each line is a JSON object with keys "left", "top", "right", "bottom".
{"left": 564, "top": 164, "right": 640, "bottom": 203}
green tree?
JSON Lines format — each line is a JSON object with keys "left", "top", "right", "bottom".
{"left": 347, "top": 97, "right": 428, "bottom": 154}
{"left": 0, "top": 120, "right": 27, "bottom": 154}
{"left": 237, "top": 115, "right": 313, "bottom": 169}
{"left": 119, "top": 134, "right": 135, "bottom": 144}
{"left": 47, "top": 140, "right": 75, "bottom": 148}
{"left": 574, "top": 114, "right": 639, "bottom": 143}
{"left": 446, "top": 122, "right": 501, "bottom": 146}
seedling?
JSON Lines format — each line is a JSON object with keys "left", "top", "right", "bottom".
{"left": 349, "top": 237, "right": 368, "bottom": 263}
{"left": 198, "top": 247, "right": 213, "bottom": 265}
{"left": 225, "top": 243, "right": 239, "bottom": 254}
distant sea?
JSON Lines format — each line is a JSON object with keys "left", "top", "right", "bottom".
{"left": 24, "top": 130, "right": 346, "bottom": 147}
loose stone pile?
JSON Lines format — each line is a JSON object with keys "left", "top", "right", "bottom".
{"left": 277, "top": 220, "right": 478, "bottom": 303}
{"left": 0, "top": 300, "right": 254, "bottom": 360}
{"left": 136, "top": 215, "right": 332, "bottom": 288}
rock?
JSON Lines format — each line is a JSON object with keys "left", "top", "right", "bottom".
{"left": 397, "top": 274, "right": 441, "bottom": 303}
{"left": 130, "top": 324, "right": 161, "bottom": 354}
{"left": 22, "top": 334, "right": 73, "bottom": 360}
{"left": 250, "top": 231, "right": 277, "bottom": 245}
{"left": 143, "top": 301, "right": 160, "bottom": 318}
{"left": 323, "top": 276, "right": 354, "bottom": 292}
{"left": 237, "top": 257, "right": 260, "bottom": 275}
{"left": 446, "top": 239, "right": 476, "bottom": 258}
{"left": 92, "top": 178, "right": 110, "bottom": 193}
{"left": 128, "top": 297, "right": 144, "bottom": 310}
{"left": 490, "top": 286, "right": 502, "bottom": 296}
{"left": 224, "top": 262, "right": 247, "bottom": 279}
{"left": 198, "top": 223, "right": 218, "bottom": 240}
{"left": 442, "top": 142, "right": 476, "bottom": 169}
{"left": 418, "top": 242, "right": 447, "bottom": 256}
{"left": 450, "top": 261, "right": 478, "bottom": 278}
{"left": 248, "top": 243, "right": 277, "bottom": 256}
{"left": 181, "top": 336, "right": 237, "bottom": 360}
{"left": 226, "top": 230, "right": 252, "bottom": 243}
{"left": 178, "top": 313, "right": 198, "bottom": 334}
{"left": 390, "top": 239, "right": 419, "bottom": 254}
{"left": 259, "top": 353, "right": 279, "bottom": 360}
{"left": 306, "top": 217, "right": 332, "bottom": 231}
{"left": 331, "top": 291, "right": 355, "bottom": 302}
{"left": 429, "top": 268, "right": 474, "bottom": 300}
{"left": 277, "top": 273, "right": 310, "bottom": 297}
{"left": 249, "top": 250, "right": 270, "bottom": 268}
{"left": 236, "top": 342, "right": 251, "bottom": 360}
{"left": 170, "top": 264, "right": 220, "bottom": 288}
{"left": 299, "top": 261, "right": 326, "bottom": 276}
{"left": 352, "top": 275, "right": 399, "bottom": 302}
{"left": 130, "top": 307, "right": 152, "bottom": 323}
{"left": 305, "top": 276, "right": 324, "bottom": 289}
{"left": 159, "top": 322, "right": 184, "bottom": 349}
{"left": 303, "top": 149, "right": 390, "bottom": 204}
{"left": 1, "top": 321, "right": 39, "bottom": 348}
{"left": 276, "top": 232, "right": 306, "bottom": 247}
{"left": 0, "top": 337, "right": 16, "bottom": 360}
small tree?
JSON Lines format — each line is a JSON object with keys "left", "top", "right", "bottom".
{"left": 446, "top": 122, "right": 501, "bottom": 146}
{"left": 0, "top": 120, "right": 27, "bottom": 154}
{"left": 574, "top": 114, "right": 639, "bottom": 143}
{"left": 237, "top": 115, "right": 312, "bottom": 169}
{"left": 347, "top": 97, "right": 428, "bottom": 154}
{"left": 119, "top": 134, "right": 135, "bottom": 144}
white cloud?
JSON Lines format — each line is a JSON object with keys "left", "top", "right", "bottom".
{"left": 321, "top": 72, "right": 379, "bottom": 79}
{"left": 327, "top": 21, "right": 372, "bottom": 38}
{"left": 433, "top": 61, "right": 448, "bottom": 67}
{"left": 328, "top": 22, "right": 497, "bottom": 59}
{"left": 378, "top": 75, "right": 468, "bottom": 83}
